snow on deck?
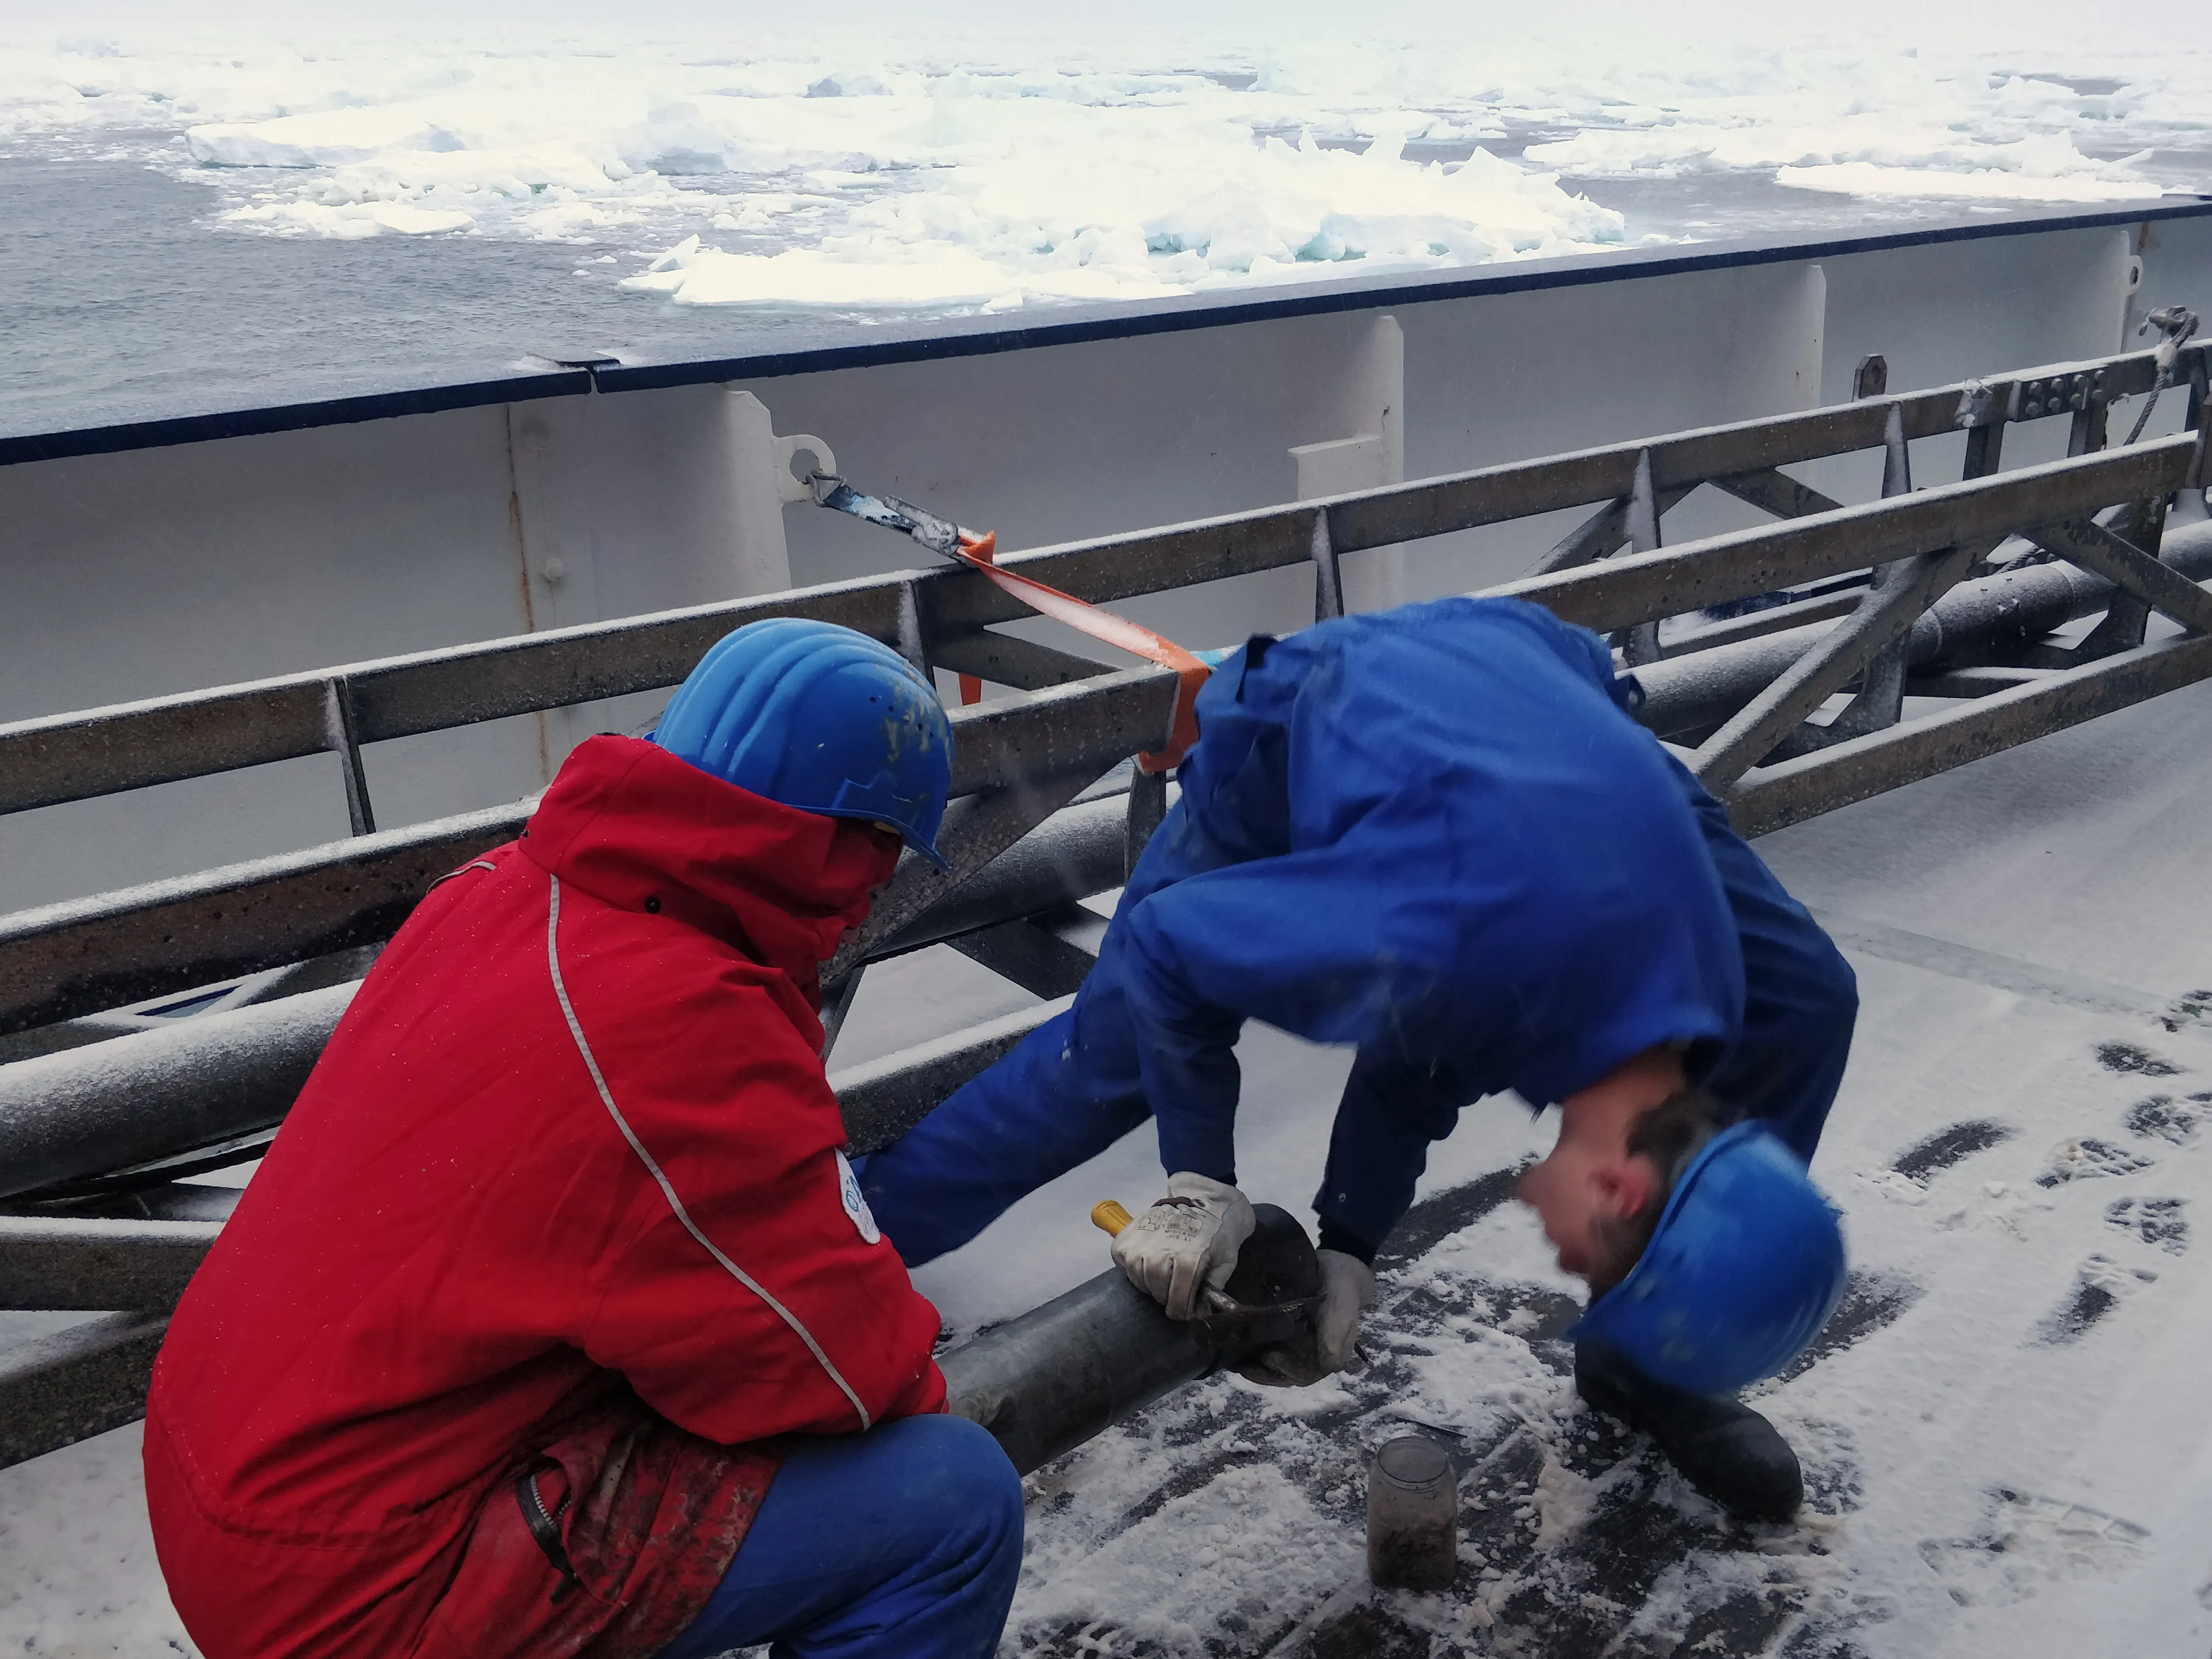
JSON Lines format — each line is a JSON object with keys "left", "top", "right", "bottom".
{"left": 8, "top": 681, "right": 2212, "bottom": 1657}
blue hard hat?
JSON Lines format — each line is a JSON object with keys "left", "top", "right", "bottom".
{"left": 652, "top": 618, "right": 953, "bottom": 870}
{"left": 1568, "top": 1121, "right": 1847, "bottom": 1394}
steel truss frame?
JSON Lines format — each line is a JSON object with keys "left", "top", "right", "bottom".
{"left": 2, "top": 338, "right": 2209, "bottom": 1470}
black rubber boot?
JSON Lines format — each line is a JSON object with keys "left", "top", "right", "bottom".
{"left": 1574, "top": 1340, "right": 1803, "bottom": 1522}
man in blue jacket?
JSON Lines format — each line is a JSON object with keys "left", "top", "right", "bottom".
{"left": 860, "top": 596, "right": 1856, "bottom": 1520}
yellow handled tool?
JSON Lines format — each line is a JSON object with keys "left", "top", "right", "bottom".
{"left": 1090, "top": 1198, "right": 1245, "bottom": 1319}
{"left": 1092, "top": 1197, "right": 1320, "bottom": 1347}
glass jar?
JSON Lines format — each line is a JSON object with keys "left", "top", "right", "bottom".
{"left": 1366, "top": 1433, "right": 1458, "bottom": 1591}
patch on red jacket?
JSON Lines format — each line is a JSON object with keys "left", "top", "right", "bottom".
{"left": 834, "top": 1150, "right": 882, "bottom": 1245}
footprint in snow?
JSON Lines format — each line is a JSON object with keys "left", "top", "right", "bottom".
{"left": 2105, "top": 1196, "right": 2189, "bottom": 1254}
{"left": 1919, "top": 1488, "right": 2150, "bottom": 1607}
{"left": 1891, "top": 1118, "right": 2016, "bottom": 1185}
{"left": 2123, "top": 1092, "right": 2212, "bottom": 1146}
{"left": 2034, "top": 1253, "right": 2158, "bottom": 1344}
{"left": 2096, "top": 1040, "right": 2185, "bottom": 1077}
{"left": 2035, "top": 1138, "right": 2155, "bottom": 1188}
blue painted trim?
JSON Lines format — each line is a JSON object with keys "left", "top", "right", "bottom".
{"left": 7, "top": 199, "right": 2210, "bottom": 468}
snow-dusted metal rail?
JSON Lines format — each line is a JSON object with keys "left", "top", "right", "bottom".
{"left": 9, "top": 526, "right": 2212, "bottom": 1212}
{"left": 1, "top": 351, "right": 2203, "bottom": 1036}
{"left": 1, "top": 344, "right": 2198, "bottom": 822}
{"left": 4, "top": 337, "right": 2211, "bottom": 1470}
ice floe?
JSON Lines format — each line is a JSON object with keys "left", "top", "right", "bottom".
{"left": 1, "top": 20, "right": 2200, "bottom": 299}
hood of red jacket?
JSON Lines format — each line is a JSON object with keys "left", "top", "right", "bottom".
{"left": 520, "top": 735, "right": 900, "bottom": 1006}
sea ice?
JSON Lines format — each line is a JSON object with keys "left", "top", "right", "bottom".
{"left": 3, "top": 21, "right": 2197, "bottom": 276}
{"left": 222, "top": 199, "right": 474, "bottom": 236}
{"left": 185, "top": 103, "right": 477, "bottom": 170}
{"left": 1778, "top": 161, "right": 2163, "bottom": 204}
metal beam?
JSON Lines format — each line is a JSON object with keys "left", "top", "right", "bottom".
{"left": 4, "top": 439, "right": 2184, "bottom": 1041}
{"left": 1691, "top": 537, "right": 1987, "bottom": 790}
{"left": 948, "top": 905, "right": 1107, "bottom": 1001}
{"left": 0, "top": 805, "right": 527, "bottom": 1036}
{"left": 0, "top": 670, "right": 1176, "bottom": 1035}
{"left": 0, "top": 583, "right": 913, "bottom": 815}
{"left": 833, "top": 999, "right": 1070, "bottom": 1156}
{"left": 1634, "top": 559, "right": 2095, "bottom": 741}
{"left": 929, "top": 631, "right": 1119, "bottom": 692}
{"left": 1615, "top": 450, "right": 1665, "bottom": 665}
{"left": 3, "top": 1184, "right": 245, "bottom": 1224}
{"left": 1661, "top": 586, "right": 1866, "bottom": 656}
{"left": 0, "top": 1216, "right": 219, "bottom": 1311}
{"left": 0, "top": 1312, "right": 168, "bottom": 1467}
{"left": 2031, "top": 518, "right": 2212, "bottom": 635}
{"left": 0, "top": 790, "right": 1130, "bottom": 1200}
{"left": 7, "top": 343, "right": 2212, "bottom": 1481}
{"left": 1711, "top": 467, "right": 1845, "bottom": 522}
{"left": 1532, "top": 481, "right": 1695, "bottom": 576}
{"left": 1728, "top": 629, "right": 2212, "bottom": 837}
{"left": 1498, "top": 436, "right": 2194, "bottom": 637}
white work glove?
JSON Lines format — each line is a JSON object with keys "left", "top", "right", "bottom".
{"left": 1241, "top": 1249, "right": 1377, "bottom": 1388}
{"left": 1111, "top": 1172, "right": 1256, "bottom": 1320}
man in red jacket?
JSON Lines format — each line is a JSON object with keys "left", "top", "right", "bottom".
{"left": 144, "top": 620, "right": 1022, "bottom": 1659}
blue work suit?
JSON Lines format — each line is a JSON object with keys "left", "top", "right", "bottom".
{"left": 859, "top": 597, "right": 1858, "bottom": 1267}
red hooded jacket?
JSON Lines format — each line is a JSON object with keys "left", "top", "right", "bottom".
{"left": 144, "top": 736, "right": 948, "bottom": 1659}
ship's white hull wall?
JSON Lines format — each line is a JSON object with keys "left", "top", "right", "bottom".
{"left": 3, "top": 220, "right": 2206, "bottom": 913}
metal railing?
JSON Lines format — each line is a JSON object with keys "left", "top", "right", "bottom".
{"left": 2, "top": 343, "right": 2204, "bottom": 1035}
{"left": 2, "top": 336, "right": 2210, "bottom": 1470}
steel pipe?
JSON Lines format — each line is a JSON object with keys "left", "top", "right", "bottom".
{"left": 873, "top": 794, "right": 1128, "bottom": 957}
{"left": 1633, "top": 520, "right": 2212, "bottom": 739}
{"left": 0, "top": 791, "right": 1127, "bottom": 1198}
{"left": 0, "top": 984, "right": 356, "bottom": 1201}
{"left": 939, "top": 1269, "right": 1217, "bottom": 1477}
{"left": 834, "top": 767, "right": 1111, "bottom": 973}
{"left": 938, "top": 1205, "right": 1319, "bottom": 1476}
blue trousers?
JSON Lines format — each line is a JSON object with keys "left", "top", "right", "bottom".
{"left": 657, "top": 1415, "right": 1022, "bottom": 1659}
{"left": 858, "top": 755, "right": 1856, "bottom": 1269}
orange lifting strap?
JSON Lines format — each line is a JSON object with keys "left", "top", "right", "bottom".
{"left": 949, "top": 531, "right": 1206, "bottom": 774}
{"left": 810, "top": 473, "right": 1208, "bottom": 773}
